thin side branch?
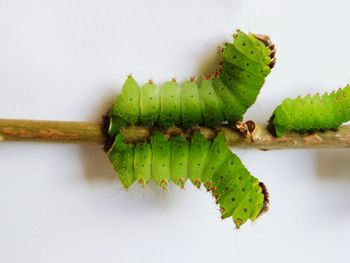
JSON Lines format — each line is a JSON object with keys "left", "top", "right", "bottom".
{"left": 120, "top": 123, "right": 350, "bottom": 150}
{"left": 1, "top": 118, "right": 350, "bottom": 150}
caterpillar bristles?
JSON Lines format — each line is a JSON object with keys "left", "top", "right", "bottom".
{"left": 189, "top": 76, "right": 196, "bottom": 82}
{"left": 160, "top": 179, "right": 168, "bottom": 191}
{"left": 177, "top": 178, "right": 185, "bottom": 189}
{"left": 193, "top": 178, "right": 201, "bottom": 189}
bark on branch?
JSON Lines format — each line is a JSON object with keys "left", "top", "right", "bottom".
{"left": 0, "top": 119, "right": 104, "bottom": 144}
{"left": 0, "top": 118, "right": 350, "bottom": 150}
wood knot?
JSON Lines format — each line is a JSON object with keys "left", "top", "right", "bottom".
{"left": 245, "top": 120, "right": 256, "bottom": 134}
{"left": 166, "top": 127, "right": 184, "bottom": 138}
{"left": 234, "top": 120, "right": 257, "bottom": 141}
{"left": 303, "top": 133, "right": 322, "bottom": 143}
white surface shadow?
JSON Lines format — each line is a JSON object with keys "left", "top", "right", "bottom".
{"left": 312, "top": 149, "right": 350, "bottom": 219}
{"left": 316, "top": 149, "right": 350, "bottom": 181}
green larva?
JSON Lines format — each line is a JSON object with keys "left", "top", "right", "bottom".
{"left": 107, "top": 131, "right": 269, "bottom": 228}
{"left": 108, "top": 30, "right": 275, "bottom": 134}
{"left": 269, "top": 85, "right": 350, "bottom": 137}
{"left": 105, "top": 30, "right": 273, "bottom": 228}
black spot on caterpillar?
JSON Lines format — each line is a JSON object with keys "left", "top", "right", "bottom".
{"left": 107, "top": 131, "right": 268, "bottom": 228}
{"left": 269, "top": 85, "right": 350, "bottom": 137}
{"left": 107, "top": 30, "right": 275, "bottom": 134}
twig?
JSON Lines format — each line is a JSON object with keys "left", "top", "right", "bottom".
{"left": 0, "top": 119, "right": 104, "bottom": 144}
{"left": 1, "top": 118, "right": 350, "bottom": 150}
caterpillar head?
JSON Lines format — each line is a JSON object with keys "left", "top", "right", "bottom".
{"left": 268, "top": 98, "right": 293, "bottom": 137}
{"left": 257, "top": 181, "right": 270, "bottom": 218}
{"left": 233, "top": 30, "right": 276, "bottom": 70}
{"left": 199, "top": 30, "right": 276, "bottom": 80}
{"left": 253, "top": 33, "right": 276, "bottom": 69}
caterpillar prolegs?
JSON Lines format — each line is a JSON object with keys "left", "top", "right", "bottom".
{"left": 107, "top": 31, "right": 276, "bottom": 133}
{"left": 270, "top": 85, "right": 350, "bottom": 137}
{"left": 107, "top": 131, "right": 269, "bottom": 228}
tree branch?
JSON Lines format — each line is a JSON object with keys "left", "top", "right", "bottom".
{"left": 0, "top": 119, "right": 104, "bottom": 144}
{"left": 1, "top": 118, "right": 350, "bottom": 150}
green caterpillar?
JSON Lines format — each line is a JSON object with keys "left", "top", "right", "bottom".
{"left": 107, "top": 131, "right": 268, "bottom": 228}
{"left": 270, "top": 85, "right": 350, "bottom": 137}
{"left": 107, "top": 30, "right": 275, "bottom": 134}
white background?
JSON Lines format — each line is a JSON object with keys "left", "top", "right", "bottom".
{"left": 1, "top": 0, "right": 350, "bottom": 262}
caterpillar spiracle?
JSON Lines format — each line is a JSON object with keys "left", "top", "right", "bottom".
{"left": 107, "top": 30, "right": 276, "bottom": 134}
{"left": 269, "top": 85, "right": 350, "bottom": 137}
{"left": 107, "top": 131, "right": 269, "bottom": 228}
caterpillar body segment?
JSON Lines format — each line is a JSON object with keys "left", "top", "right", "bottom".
{"left": 197, "top": 79, "right": 225, "bottom": 127}
{"left": 160, "top": 81, "right": 182, "bottom": 127}
{"left": 170, "top": 135, "right": 189, "bottom": 188}
{"left": 111, "top": 76, "right": 140, "bottom": 125}
{"left": 187, "top": 131, "right": 211, "bottom": 188}
{"left": 108, "top": 31, "right": 275, "bottom": 133}
{"left": 107, "top": 131, "right": 268, "bottom": 228}
{"left": 134, "top": 142, "right": 152, "bottom": 186}
{"left": 221, "top": 43, "right": 270, "bottom": 78}
{"left": 108, "top": 134, "right": 136, "bottom": 188}
{"left": 181, "top": 81, "right": 203, "bottom": 128}
{"left": 150, "top": 131, "right": 171, "bottom": 190}
{"left": 219, "top": 176, "right": 255, "bottom": 218}
{"left": 233, "top": 31, "right": 271, "bottom": 65}
{"left": 211, "top": 155, "right": 251, "bottom": 203}
{"left": 140, "top": 81, "right": 160, "bottom": 124}
{"left": 270, "top": 85, "right": 350, "bottom": 137}
{"left": 201, "top": 133, "right": 232, "bottom": 189}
